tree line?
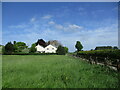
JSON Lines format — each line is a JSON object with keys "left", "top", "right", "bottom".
{"left": 1, "top": 40, "right": 83, "bottom": 55}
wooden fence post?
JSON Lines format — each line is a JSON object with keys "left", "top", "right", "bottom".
{"left": 117, "top": 59, "right": 120, "bottom": 72}
{"left": 95, "top": 57, "right": 98, "bottom": 64}
{"left": 104, "top": 57, "right": 107, "bottom": 66}
{"left": 89, "top": 56, "right": 93, "bottom": 64}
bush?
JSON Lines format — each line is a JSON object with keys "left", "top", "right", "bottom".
{"left": 75, "top": 41, "right": 83, "bottom": 52}
{"left": 56, "top": 45, "right": 66, "bottom": 55}
{"left": 3, "top": 52, "right": 57, "bottom": 55}
{"left": 4, "top": 42, "right": 14, "bottom": 54}
{"left": 78, "top": 49, "right": 120, "bottom": 59}
{"left": 29, "top": 43, "right": 36, "bottom": 53}
{"left": 77, "top": 49, "right": 120, "bottom": 65}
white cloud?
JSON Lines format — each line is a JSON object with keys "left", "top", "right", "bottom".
{"left": 42, "top": 15, "right": 52, "bottom": 19}
{"left": 48, "top": 21, "right": 83, "bottom": 32}
{"left": 4, "top": 16, "right": 118, "bottom": 52}
{"left": 48, "top": 21, "right": 55, "bottom": 25}
{"left": 63, "top": 24, "right": 83, "bottom": 32}
{"left": 55, "top": 24, "right": 64, "bottom": 30}
{"left": 30, "top": 17, "right": 36, "bottom": 22}
{"left": 9, "top": 24, "right": 28, "bottom": 29}
{"left": 68, "top": 24, "right": 83, "bottom": 29}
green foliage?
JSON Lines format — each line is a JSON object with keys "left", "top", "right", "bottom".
{"left": 75, "top": 41, "right": 83, "bottom": 52}
{"left": 8, "top": 52, "right": 56, "bottom": 55}
{"left": 13, "top": 44, "right": 18, "bottom": 52}
{"left": 13, "top": 41, "right": 16, "bottom": 45}
{"left": 14, "top": 42, "right": 28, "bottom": 52}
{"left": 4, "top": 42, "right": 14, "bottom": 54}
{"left": 113, "top": 46, "right": 118, "bottom": 50}
{"left": 22, "top": 48, "right": 29, "bottom": 53}
{"left": 95, "top": 46, "right": 119, "bottom": 50}
{"left": 78, "top": 49, "right": 120, "bottom": 59}
{"left": 2, "top": 55, "right": 118, "bottom": 88}
{"left": 64, "top": 47, "right": 69, "bottom": 53}
{"left": 2, "top": 46, "right": 5, "bottom": 54}
{"left": 77, "top": 49, "right": 120, "bottom": 65}
{"left": 56, "top": 45, "right": 66, "bottom": 55}
{"left": 29, "top": 43, "right": 36, "bottom": 53}
{"left": 95, "top": 46, "right": 112, "bottom": 50}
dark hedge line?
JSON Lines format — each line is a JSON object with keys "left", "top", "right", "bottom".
{"left": 77, "top": 49, "right": 120, "bottom": 59}
{"left": 3, "top": 52, "right": 57, "bottom": 55}
{"left": 76, "top": 49, "right": 120, "bottom": 71}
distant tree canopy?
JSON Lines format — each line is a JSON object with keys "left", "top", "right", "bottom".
{"left": 113, "top": 46, "right": 118, "bottom": 50}
{"left": 56, "top": 45, "right": 65, "bottom": 55}
{"left": 4, "top": 42, "right": 14, "bottom": 54}
{"left": 29, "top": 43, "right": 37, "bottom": 53}
{"left": 47, "top": 40, "right": 62, "bottom": 48}
{"left": 95, "top": 46, "right": 118, "bottom": 50}
{"left": 75, "top": 41, "right": 83, "bottom": 52}
{"left": 56, "top": 45, "right": 68, "bottom": 55}
{"left": 2, "top": 39, "right": 69, "bottom": 55}
{"left": 14, "top": 42, "right": 28, "bottom": 52}
{"left": 64, "top": 47, "right": 68, "bottom": 53}
{"left": 13, "top": 41, "right": 16, "bottom": 45}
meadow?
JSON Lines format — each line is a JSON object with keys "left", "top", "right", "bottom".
{"left": 2, "top": 55, "right": 119, "bottom": 88}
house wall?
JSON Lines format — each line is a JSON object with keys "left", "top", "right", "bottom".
{"left": 35, "top": 45, "right": 45, "bottom": 53}
{"left": 36, "top": 44, "right": 57, "bottom": 53}
{"left": 45, "top": 45, "right": 57, "bottom": 53}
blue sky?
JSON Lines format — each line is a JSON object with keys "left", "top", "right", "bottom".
{"left": 2, "top": 2, "right": 118, "bottom": 52}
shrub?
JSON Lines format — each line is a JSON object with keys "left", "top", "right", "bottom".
{"left": 75, "top": 41, "right": 83, "bottom": 52}
{"left": 29, "top": 43, "right": 36, "bottom": 53}
{"left": 77, "top": 49, "right": 120, "bottom": 65}
{"left": 4, "top": 42, "right": 14, "bottom": 54}
{"left": 56, "top": 45, "right": 66, "bottom": 55}
{"left": 3, "top": 52, "right": 57, "bottom": 55}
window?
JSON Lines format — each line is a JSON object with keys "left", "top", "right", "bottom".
{"left": 52, "top": 48, "right": 54, "bottom": 50}
{"left": 47, "top": 48, "right": 49, "bottom": 50}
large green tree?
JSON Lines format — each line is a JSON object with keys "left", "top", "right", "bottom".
{"left": 75, "top": 41, "right": 83, "bottom": 52}
{"left": 5, "top": 42, "right": 14, "bottom": 54}
{"left": 29, "top": 43, "right": 36, "bottom": 53}
{"left": 56, "top": 45, "right": 67, "bottom": 55}
{"left": 64, "top": 47, "right": 69, "bottom": 53}
{"left": 14, "top": 42, "right": 28, "bottom": 52}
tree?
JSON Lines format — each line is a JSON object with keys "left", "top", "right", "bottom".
{"left": 29, "top": 43, "right": 36, "bottom": 53}
{"left": 75, "top": 41, "right": 83, "bottom": 52}
{"left": 2, "top": 46, "right": 5, "bottom": 54}
{"left": 47, "top": 40, "right": 62, "bottom": 48}
{"left": 56, "top": 45, "right": 66, "bottom": 55}
{"left": 14, "top": 42, "right": 28, "bottom": 52}
{"left": 64, "top": 47, "right": 68, "bottom": 53}
{"left": 113, "top": 46, "right": 118, "bottom": 50}
{"left": 5, "top": 42, "right": 14, "bottom": 54}
{"left": 13, "top": 41, "right": 16, "bottom": 45}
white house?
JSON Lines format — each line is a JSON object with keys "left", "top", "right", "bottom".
{"left": 35, "top": 44, "right": 45, "bottom": 53}
{"left": 45, "top": 45, "right": 57, "bottom": 53}
{"left": 35, "top": 44, "right": 57, "bottom": 53}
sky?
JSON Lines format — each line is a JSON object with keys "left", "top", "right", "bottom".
{"left": 2, "top": 2, "right": 118, "bottom": 52}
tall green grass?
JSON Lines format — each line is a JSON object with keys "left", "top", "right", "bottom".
{"left": 2, "top": 55, "right": 119, "bottom": 88}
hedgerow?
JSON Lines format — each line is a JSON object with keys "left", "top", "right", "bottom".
{"left": 76, "top": 49, "right": 120, "bottom": 71}
{"left": 3, "top": 52, "right": 57, "bottom": 55}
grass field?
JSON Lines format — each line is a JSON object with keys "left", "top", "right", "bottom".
{"left": 2, "top": 55, "right": 119, "bottom": 88}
